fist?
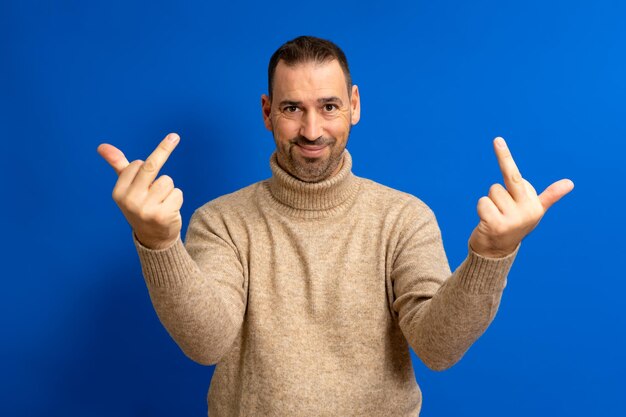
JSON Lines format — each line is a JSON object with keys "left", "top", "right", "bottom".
{"left": 97, "top": 133, "right": 184, "bottom": 250}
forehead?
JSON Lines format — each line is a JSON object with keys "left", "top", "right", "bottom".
{"left": 272, "top": 59, "right": 348, "bottom": 101}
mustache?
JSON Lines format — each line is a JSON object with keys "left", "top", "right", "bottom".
{"left": 290, "top": 136, "right": 336, "bottom": 147}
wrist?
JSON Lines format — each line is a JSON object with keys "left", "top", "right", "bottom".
{"left": 469, "top": 242, "right": 517, "bottom": 259}
{"left": 468, "top": 230, "right": 518, "bottom": 259}
{"left": 134, "top": 231, "right": 179, "bottom": 250}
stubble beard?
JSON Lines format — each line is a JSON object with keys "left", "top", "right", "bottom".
{"left": 276, "top": 135, "right": 347, "bottom": 183}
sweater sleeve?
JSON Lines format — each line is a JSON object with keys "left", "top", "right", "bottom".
{"left": 391, "top": 200, "right": 517, "bottom": 371}
{"left": 133, "top": 207, "right": 247, "bottom": 366}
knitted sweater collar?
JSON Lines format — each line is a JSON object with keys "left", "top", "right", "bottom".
{"left": 267, "top": 149, "right": 360, "bottom": 214}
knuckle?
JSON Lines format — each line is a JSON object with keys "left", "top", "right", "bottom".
{"left": 142, "top": 159, "right": 157, "bottom": 172}
{"left": 488, "top": 184, "right": 502, "bottom": 196}
{"left": 118, "top": 160, "right": 140, "bottom": 176}
{"left": 524, "top": 180, "right": 537, "bottom": 195}
{"left": 151, "top": 175, "right": 171, "bottom": 190}
{"left": 129, "top": 160, "right": 144, "bottom": 170}
{"left": 173, "top": 188, "right": 184, "bottom": 203}
{"left": 122, "top": 190, "right": 140, "bottom": 206}
{"left": 111, "top": 188, "right": 123, "bottom": 202}
{"left": 508, "top": 171, "right": 522, "bottom": 184}
{"left": 119, "top": 195, "right": 132, "bottom": 209}
{"left": 158, "top": 143, "right": 172, "bottom": 153}
{"left": 160, "top": 175, "right": 174, "bottom": 187}
{"left": 152, "top": 211, "right": 167, "bottom": 225}
{"left": 137, "top": 206, "right": 153, "bottom": 221}
{"left": 129, "top": 201, "right": 144, "bottom": 216}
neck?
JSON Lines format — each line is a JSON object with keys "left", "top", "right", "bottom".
{"left": 264, "top": 149, "right": 360, "bottom": 218}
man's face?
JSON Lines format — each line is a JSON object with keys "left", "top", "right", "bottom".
{"left": 261, "top": 59, "right": 360, "bottom": 182}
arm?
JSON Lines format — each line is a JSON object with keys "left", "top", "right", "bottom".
{"left": 395, "top": 137, "right": 572, "bottom": 370}
{"left": 97, "top": 133, "right": 245, "bottom": 365}
{"left": 392, "top": 204, "right": 516, "bottom": 371}
{"left": 133, "top": 208, "right": 246, "bottom": 365}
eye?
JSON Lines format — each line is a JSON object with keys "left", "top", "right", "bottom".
{"left": 323, "top": 104, "right": 338, "bottom": 112}
{"left": 283, "top": 106, "right": 299, "bottom": 113}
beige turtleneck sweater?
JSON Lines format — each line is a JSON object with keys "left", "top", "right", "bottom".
{"left": 133, "top": 149, "right": 517, "bottom": 416}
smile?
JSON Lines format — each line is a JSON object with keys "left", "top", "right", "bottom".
{"left": 296, "top": 144, "right": 327, "bottom": 158}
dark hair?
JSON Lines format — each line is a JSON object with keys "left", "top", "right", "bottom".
{"left": 267, "top": 36, "right": 352, "bottom": 99}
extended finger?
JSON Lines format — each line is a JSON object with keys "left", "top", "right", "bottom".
{"left": 97, "top": 143, "right": 130, "bottom": 176}
{"left": 493, "top": 137, "right": 525, "bottom": 201}
{"left": 132, "top": 133, "right": 180, "bottom": 189}
{"left": 538, "top": 179, "right": 575, "bottom": 211}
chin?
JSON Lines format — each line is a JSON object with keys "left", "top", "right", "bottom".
{"left": 293, "top": 159, "right": 338, "bottom": 182}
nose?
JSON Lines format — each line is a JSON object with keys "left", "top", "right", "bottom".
{"left": 299, "top": 110, "right": 323, "bottom": 141}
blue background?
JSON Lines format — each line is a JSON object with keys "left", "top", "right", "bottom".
{"left": 2, "top": 0, "right": 624, "bottom": 416}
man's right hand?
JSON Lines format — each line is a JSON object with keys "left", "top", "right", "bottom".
{"left": 97, "top": 133, "right": 183, "bottom": 250}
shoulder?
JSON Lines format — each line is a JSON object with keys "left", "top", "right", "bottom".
{"left": 353, "top": 176, "right": 443, "bottom": 253}
{"left": 355, "top": 176, "right": 435, "bottom": 220}
{"left": 191, "top": 181, "right": 264, "bottom": 222}
{"left": 355, "top": 177, "right": 446, "bottom": 258}
{"left": 184, "top": 181, "right": 265, "bottom": 247}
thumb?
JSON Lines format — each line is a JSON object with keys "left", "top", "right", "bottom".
{"left": 538, "top": 179, "right": 575, "bottom": 211}
{"left": 97, "top": 143, "right": 130, "bottom": 176}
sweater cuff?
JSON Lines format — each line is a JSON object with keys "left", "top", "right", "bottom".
{"left": 132, "top": 231, "right": 197, "bottom": 288}
{"left": 456, "top": 243, "right": 520, "bottom": 294}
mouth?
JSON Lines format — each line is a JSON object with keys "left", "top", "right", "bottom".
{"left": 296, "top": 144, "right": 327, "bottom": 158}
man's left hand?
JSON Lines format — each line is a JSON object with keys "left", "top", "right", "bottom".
{"left": 468, "top": 137, "right": 574, "bottom": 258}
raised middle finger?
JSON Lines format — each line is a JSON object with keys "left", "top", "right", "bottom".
{"left": 493, "top": 137, "right": 525, "bottom": 201}
{"left": 131, "top": 133, "right": 180, "bottom": 190}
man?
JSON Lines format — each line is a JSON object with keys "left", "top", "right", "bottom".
{"left": 97, "top": 36, "right": 573, "bottom": 416}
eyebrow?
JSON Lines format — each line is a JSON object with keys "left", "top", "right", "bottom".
{"left": 278, "top": 97, "right": 344, "bottom": 107}
{"left": 318, "top": 96, "right": 344, "bottom": 106}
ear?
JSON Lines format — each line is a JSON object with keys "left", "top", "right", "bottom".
{"left": 261, "top": 94, "right": 273, "bottom": 131}
{"left": 350, "top": 85, "right": 361, "bottom": 125}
